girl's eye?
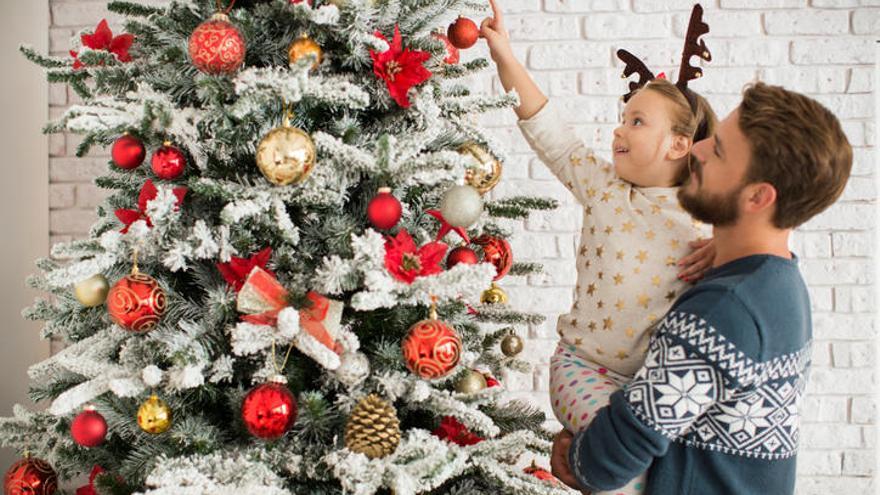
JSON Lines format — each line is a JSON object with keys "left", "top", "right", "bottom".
{"left": 632, "top": 118, "right": 643, "bottom": 126}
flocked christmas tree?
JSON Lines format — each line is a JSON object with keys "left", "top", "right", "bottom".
{"left": 4, "top": 0, "right": 573, "bottom": 493}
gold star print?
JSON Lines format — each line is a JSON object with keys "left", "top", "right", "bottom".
{"left": 666, "top": 290, "right": 677, "bottom": 301}
{"left": 579, "top": 245, "right": 589, "bottom": 256}
{"left": 595, "top": 246, "right": 604, "bottom": 258}
{"left": 588, "top": 321, "right": 598, "bottom": 332}
{"left": 585, "top": 259, "right": 592, "bottom": 269}
{"left": 595, "top": 347, "right": 604, "bottom": 355}
{"left": 616, "top": 250, "right": 625, "bottom": 261}
{"left": 635, "top": 208, "right": 644, "bottom": 216}
{"left": 565, "top": 181, "right": 573, "bottom": 190}
{"left": 603, "top": 317, "right": 614, "bottom": 330}
{"left": 587, "top": 188, "right": 597, "bottom": 198}
{"left": 613, "top": 273, "right": 624, "bottom": 285}
{"left": 614, "top": 206, "right": 624, "bottom": 215}
{"left": 570, "top": 318, "right": 578, "bottom": 327}
{"left": 637, "top": 293, "right": 651, "bottom": 308}
{"left": 666, "top": 255, "right": 677, "bottom": 267}
{"left": 645, "top": 230, "right": 656, "bottom": 240}
{"left": 617, "top": 183, "right": 627, "bottom": 191}
{"left": 670, "top": 239, "right": 680, "bottom": 250}
{"left": 587, "top": 283, "right": 597, "bottom": 296}
{"left": 576, "top": 283, "right": 581, "bottom": 291}
{"left": 648, "top": 314, "right": 658, "bottom": 323}
{"left": 558, "top": 326, "right": 565, "bottom": 337}
{"left": 651, "top": 204, "right": 662, "bottom": 215}
{"left": 651, "top": 275, "right": 661, "bottom": 287}
{"left": 597, "top": 271, "right": 604, "bottom": 280}
{"left": 570, "top": 153, "right": 583, "bottom": 166}
{"left": 585, "top": 206, "right": 593, "bottom": 216}
{"left": 657, "top": 195, "right": 668, "bottom": 203}
{"left": 597, "top": 300, "right": 605, "bottom": 309}
{"left": 633, "top": 266, "right": 641, "bottom": 274}
{"left": 616, "top": 350, "right": 629, "bottom": 360}
{"left": 572, "top": 300, "right": 580, "bottom": 310}
{"left": 621, "top": 221, "right": 635, "bottom": 233}
{"left": 625, "top": 327, "right": 635, "bottom": 338}
{"left": 601, "top": 191, "right": 612, "bottom": 202}
{"left": 665, "top": 219, "right": 675, "bottom": 229}
{"left": 615, "top": 299, "right": 626, "bottom": 311}
{"left": 574, "top": 337, "right": 584, "bottom": 345}
{"left": 586, "top": 153, "right": 598, "bottom": 165}
{"left": 590, "top": 226, "right": 597, "bottom": 235}
{"left": 606, "top": 180, "right": 614, "bottom": 187}
{"left": 636, "top": 250, "right": 649, "bottom": 263}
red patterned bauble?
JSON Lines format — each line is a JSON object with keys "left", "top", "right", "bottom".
{"left": 4, "top": 457, "right": 57, "bottom": 495}
{"left": 188, "top": 13, "right": 246, "bottom": 75}
{"left": 151, "top": 142, "right": 186, "bottom": 180}
{"left": 107, "top": 271, "right": 166, "bottom": 332}
{"left": 474, "top": 235, "right": 513, "bottom": 281}
{"left": 446, "top": 245, "right": 478, "bottom": 269}
{"left": 367, "top": 187, "right": 402, "bottom": 230}
{"left": 431, "top": 32, "right": 459, "bottom": 64}
{"left": 111, "top": 133, "right": 146, "bottom": 170}
{"left": 447, "top": 17, "right": 479, "bottom": 49}
{"left": 401, "top": 313, "right": 461, "bottom": 379}
{"left": 70, "top": 407, "right": 107, "bottom": 448}
{"left": 241, "top": 377, "right": 298, "bottom": 440}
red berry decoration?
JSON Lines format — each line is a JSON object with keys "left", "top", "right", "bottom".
{"left": 151, "top": 142, "right": 186, "bottom": 180}
{"left": 241, "top": 377, "right": 298, "bottom": 440}
{"left": 447, "top": 17, "right": 479, "bottom": 50}
{"left": 4, "top": 456, "right": 57, "bottom": 495}
{"left": 474, "top": 235, "right": 513, "bottom": 281}
{"left": 188, "top": 13, "right": 246, "bottom": 75}
{"left": 446, "top": 245, "right": 478, "bottom": 269}
{"left": 401, "top": 307, "right": 461, "bottom": 379}
{"left": 107, "top": 271, "right": 167, "bottom": 333}
{"left": 111, "top": 133, "right": 146, "bottom": 170}
{"left": 367, "top": 187, "right": 403, "bottom": 230}
{"left": 70, "top": 406, "right": 107, "bottom": 448}
{"left": 432, "top": 32, "right": 460, "bottom": 64}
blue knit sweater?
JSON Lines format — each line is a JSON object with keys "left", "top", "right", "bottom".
{"left": 569, "top": 254, "right": 812, "bottom": 495}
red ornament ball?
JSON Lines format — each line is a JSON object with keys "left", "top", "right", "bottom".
{"left": 4, "top": 457, "right": 57, "bottom": 495}
{"left": 188, "top": 13, "right": 246, "bottom": 75}
{"left": 111, "top": 133, "right": 146, "bottom": 170}
{"left": 107, "top": 272, "right": 166, "bottom": 332}
{"left": 367, "top": 187, "right": 402, "bottom": 230}
{"left": 151, "top": 142, "right": 186, "bottom": 180}
{"left": 401, "top": 318, "right": 461, "bottom": 379}
{"left": 447, "top": 17, "right": 479, "bottom": 50}
{"left": 70, "top": 408, "right": 107, "bottom": 448}
{"left": 474, "top": 235, "right": 513, "bottom": 281}
{"left": 241, "top": 380, "right": 298, "bottom": 440}
{"left": 432, "top": 32, "right": 460, "bottom": 64}
{"left": 446, "top": 245, "right": 478, "bottom": 269}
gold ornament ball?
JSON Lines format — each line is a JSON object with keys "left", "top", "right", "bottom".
{"left": 345, "top": 394, "right": 401, "bottom": 459}
{"left": 288, "top": 35, "right": 323, "bottom": 71}
{"left": 480, "top": 282, "right": 508, "bottom": 305}
{"left": 500, "top": 334, "right": 524, "bottom": 357}
{"left": 137, "top": 394, "right": 172, "bottom": 434}
{"left": 74, "top": 274, "right": 110, "bottom": 307}
{"left": 455, "top": 369, "right": 488, "bottom": 394}
{"left": 255, "top": 125, "right": 316, "bottom": 186}
{"left": 460, "top": 142, "right": 503, "bottom": 195}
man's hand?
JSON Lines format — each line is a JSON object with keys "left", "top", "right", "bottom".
{"left": 677, "top": 237, "right": 716, "bottom": 282}
{"left": 550, "top": 430, "right": 588, "bottom": 492}
{"left": 480, "top": 0, "right": 514, "bottom": 63}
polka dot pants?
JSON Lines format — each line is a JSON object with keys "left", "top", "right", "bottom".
{"left": 550, "top": 343, "right": 647, "bottom": 495}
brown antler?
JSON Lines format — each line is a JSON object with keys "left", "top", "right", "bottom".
{"left": 616, "top": 49, "right": 655, "bottom": 102}
{"left": 676, "top": 4, "right": 711, "bottom": 93}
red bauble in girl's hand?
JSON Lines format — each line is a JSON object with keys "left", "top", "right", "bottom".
{"left": 151, "top": 142, "right": 186, "bottom": 180}
{"left": 447, "top": 17, "right": 480, "bottom": 49}
{"left": 111, "top": 134, "right": 146, "bottom": 170}
{"left": 367, "top": 187, "right": 402, "bottom": 230}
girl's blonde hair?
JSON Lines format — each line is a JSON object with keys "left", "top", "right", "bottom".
{"left": 638, "top": 78, "right": 718, "bottom": 185}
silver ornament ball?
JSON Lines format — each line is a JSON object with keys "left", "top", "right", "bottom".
{"left": 439, "top": 185, "right": 483, "bottom": 228}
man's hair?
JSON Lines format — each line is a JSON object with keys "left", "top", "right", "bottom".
{"left": 739, "top": 82, "right": 852, "bottom": 229}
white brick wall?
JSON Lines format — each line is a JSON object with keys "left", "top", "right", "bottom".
{"left": 46, "top": 1, "right": 876, "bottom": 493}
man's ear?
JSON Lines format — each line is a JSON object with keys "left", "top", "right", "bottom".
{"left": 667, "top": 135, "right": 691, "bottom": 162}
{"left": 742, "top": 182, "right": 777, "bottom": 214}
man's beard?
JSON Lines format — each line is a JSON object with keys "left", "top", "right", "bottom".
{"left": 677, "top": 162, "right": 744, "bottom": 227}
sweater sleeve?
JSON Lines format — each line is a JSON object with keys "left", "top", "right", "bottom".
{"left": 517, "top": 100, "right": 617, "bottom": 206}
{"left": 568, "top": 289, "right": 755, "bottom": 492}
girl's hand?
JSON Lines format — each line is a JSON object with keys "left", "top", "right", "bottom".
{"left": 677, "top": 238, "right": 715, "bottom": 283}
{"left": 480, "top": 0, "right": 515, "bottom": 63}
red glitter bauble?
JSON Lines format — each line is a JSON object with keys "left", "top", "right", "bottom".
{"left": 447, "top": 17, "right": 479, "bottom": 50}
{"left": 241, "top": 380, "right": 298, "bottom": 440}
{"left": 188, "top": 13, "right": 246, "bottom": 75}
{"left": 446, "top": 245, "right": 478, "bottom": 269}
{"left": 401, "top": 318, "right": 461, "bottom": 379}
{"left": 3, "top": 457, "right": 57, "bottom": 495}
{"left": 111, "top": 134, "right": 146, "bottom": 170}
{"left": 70, "top": 408, "right": 107, "bottom": 448}
{"left": 367, "top": 187, "right": 402, "bottom": 230}
{"left": 474, "top": 235, "right": 513, "bottom": 281}
{"left": 150, "top": 143, "right": 186, "bottom": 180}
{"left": 106, "top": 272, "right": 166, "bottom": 332}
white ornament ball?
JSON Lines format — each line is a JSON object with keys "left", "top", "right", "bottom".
{"left": 336, "top": 351, "right": 370, "bottom": 387}
{"left": 439, "top": 185, "right": 483, "bottom": 228}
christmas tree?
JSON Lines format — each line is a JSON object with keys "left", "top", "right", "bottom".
{"left": 5, "top": 1, "right": 569, "bottom": 493}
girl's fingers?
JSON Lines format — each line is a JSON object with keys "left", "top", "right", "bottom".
{"left": 488, "top": 0, "right": 504, "bottom": 24}
{"left": 689, "top": 238, "right": 711, "bottom": 249}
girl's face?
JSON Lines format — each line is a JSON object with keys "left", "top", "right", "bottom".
{"left": 612, "top": 89, "right": 691, "bottom": 188}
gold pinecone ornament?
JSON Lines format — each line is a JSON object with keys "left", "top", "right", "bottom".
{"left": 344, "top": 394, "right": 401, "bottom": 459}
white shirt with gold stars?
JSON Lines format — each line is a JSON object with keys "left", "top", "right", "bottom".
{"left": 518, "top": 101, "right": 712, "bottom": 378}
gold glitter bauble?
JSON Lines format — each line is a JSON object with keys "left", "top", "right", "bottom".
{"left": 454, "top": 369, "right": 488, "bottom": 394}
{"left": 344, "top": 394, "right": 400, "bottom": 459}
{"left": 460, "top": 142, "right": 502, "bottom": 195}
{"left": 137, "top": 394, "right": 172, "bottom": 434}
{"left": 255, "top": 122, "right": 316, "bottom": 186}
{"left": 74, "top": 274, "right": 109, "bottom": 307}
{"left": 287, "top": 35, "right": 323, "bottom": 71}
{"left": 480, "top": 282, "right": 508, "bottom": 305}
{"left": 500, "top": 334, "right": 524, "bottom": 357}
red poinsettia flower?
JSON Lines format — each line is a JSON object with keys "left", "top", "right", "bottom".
{"left": 70, "top": 19, "right": 134, "bottom": 70}
{"left": 114, "top": 179, "right": 187, "bottom": 233}
{"left": 432, "top": 416, "right": 483, "bottom": 446}
{"left": 216, "top": 247, "right": 274, "bottom": 292}
{"left": 370, "top": 25, "right": 432, "bottom": 108}
{"left": 384, "top": 229, "right": 447, "bottom": 284}
{"left": 75, "top": 465, "right": 104, "bottom": 495}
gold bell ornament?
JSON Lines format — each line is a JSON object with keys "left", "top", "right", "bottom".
{"left": 480, "top": 282, "right": 508, "bottom": 305}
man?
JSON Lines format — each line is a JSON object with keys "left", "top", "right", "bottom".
{"left": 550, "top": 82, "right": 853, "bottom": 494}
